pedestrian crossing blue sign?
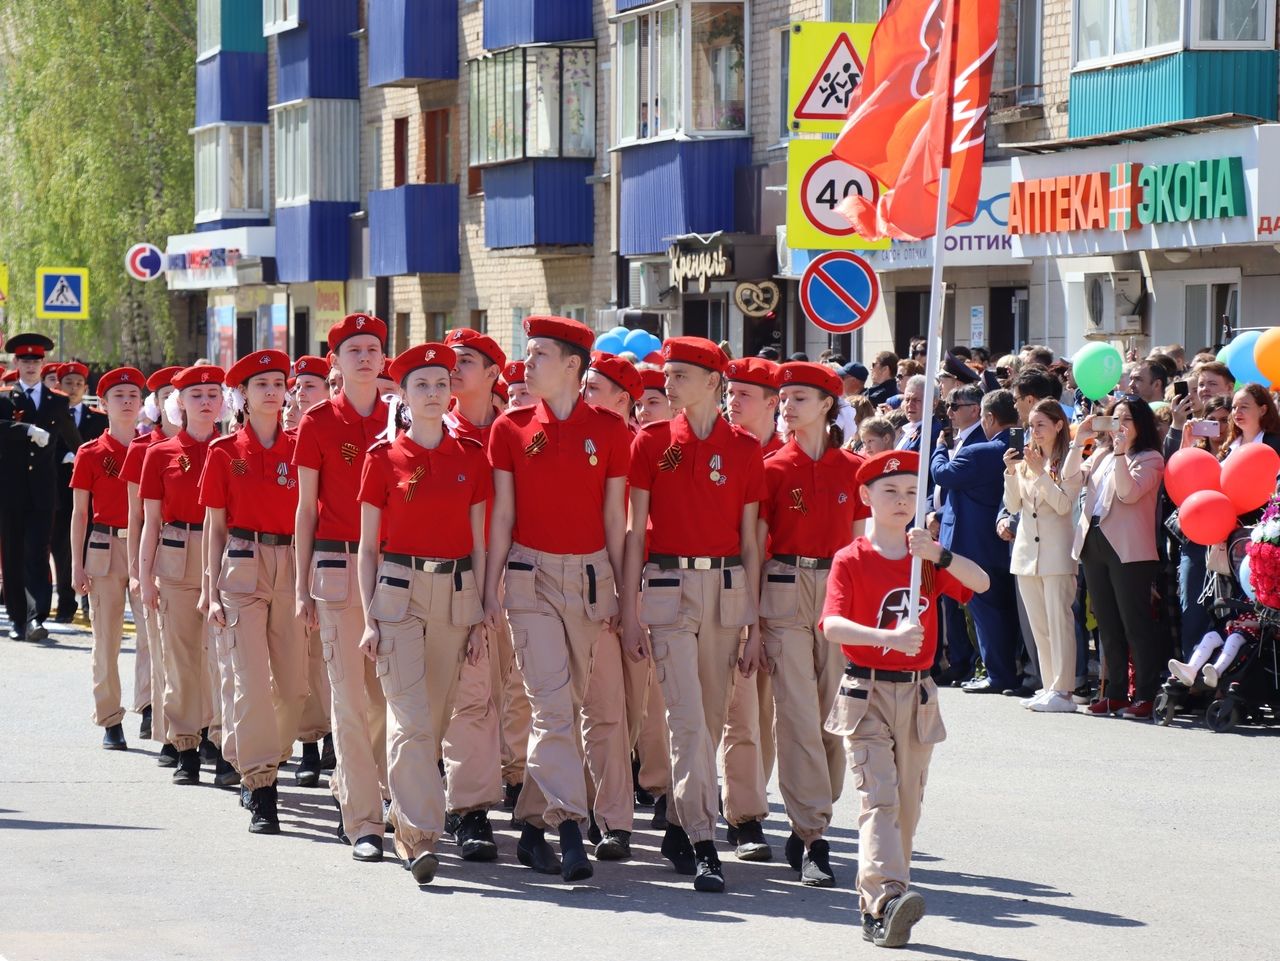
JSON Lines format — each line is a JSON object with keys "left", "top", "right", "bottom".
{"left": 35, "top": 267, "right": 90, "bottom": 320}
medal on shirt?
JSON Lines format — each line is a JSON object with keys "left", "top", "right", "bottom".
{"left": 102, "top": 454, "right": 120, "bottom": 479}
{"left": 404, "top": 465, "right": 425, "bottom": 502}
{"left": 231, "top": 458, "right": 247, "bottom": 477}
{"left": 340, "top": 442, "right": 359, "bottom": 466}
{"left": 789, "top": 487, "right": 808, "bottom": 515}
{"left": 276, "top": 462, "right": 290, "bottom": 487}
{"left": 177, "top": 454, "right": 191, "bottom": 473}
{"left": 709, "top": 454, "right": 723, "bottom": 484}
{"left": 658, "top": 444, "right": 682, "bottom": 472}
{"left": 585, "top": 438, "right": 598, "bottom": 467}
{"left": 524, "top": 430, "right": 548, "bottom": 458}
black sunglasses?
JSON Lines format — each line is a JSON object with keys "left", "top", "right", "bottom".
{"left": 946, "top": 402, "right": 977, "bottom": 410}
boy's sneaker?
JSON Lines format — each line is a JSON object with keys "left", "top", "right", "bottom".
{"left": 874, "top": 891, "right": 926, "bottom": 948}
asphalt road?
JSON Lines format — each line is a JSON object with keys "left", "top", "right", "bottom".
{"left": 2, "top": 612, "right": 1277, "bottom": 961}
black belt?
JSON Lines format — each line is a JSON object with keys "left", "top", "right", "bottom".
{"left": 91, "top": 523, "right": 127, "bottom": 538}
{"left": 845, "top": 664, "right": 923, "bottom": 683}
{"left": 771, "top": 553, "right": 833, "bottom": 570}
{"left": 315, "top": 538, "right": 359, "bottom": 553}
{"left": 230, "top": 527, "right": 293, "bottom": 547}
{"left": 649, "top": 553, "right": 743, "bottom": 571}
{"left": 169, "top": 521, "right": 203, "bottom": 532}
{"left": 384, "top": 553, "right": 472, "bottom": 574}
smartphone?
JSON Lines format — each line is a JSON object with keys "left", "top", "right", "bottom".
{"left": 1191, "top": 419, "right": 1221, "bottom": 439}
{"left": 1093, "top": 416, "right": 1116, "bottom": 432}
{"left": 995, "top": 366, "right": 1011, "bottom": 380}
{"left": 1008, "top": 427, "right": 1026, "bottom": 457}
{"left": 1173, "top": 381, "right": 1189, "bottom": 400}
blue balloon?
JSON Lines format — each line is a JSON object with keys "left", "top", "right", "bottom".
{"left": 594, "top": 332, "right": 625, "bottom": 355}
{"left": 1240, "top": 553, "right": 1258, "bottom": 603}
{"left": 610, "top": 325, "right": 629, "bottom": 338}
{"left": 1224, "top": 330, "right": 1266, "bottom": 387}
{"left": 623, "top": 328, "right": 653, "bottom": 354}
{"left": 646, "top": 332, "right": 664, "bottom": 356}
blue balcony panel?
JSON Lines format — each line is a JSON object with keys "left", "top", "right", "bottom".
{"left": 615, "top": 0, "right": 652, "bottom": 11}
{"left": 482, "top": 159, "right": 594, "bottom": 250}
{"left": 276, "top": 5, "right": 360, "bottom": 103}
{"left": 275, "top": 202, "right": 359, "bottom": 283}
{"left": 1069, "top": 50, "right": 1278, "bottom": 138}
{"left": 483, "top": 0, "right": 593, "bottom": 50}
{"left": 369, "top": 185, "right": 460, "bottom": 275}
{"left": 195, "top": 52, "right": 268, "bottom": 127}
{"left": 368, "top": 0, "right": 459, "bottom": 86}
{"left": 197, "top": 216, "right": 269, "bottom": 233}
{"left": 618, "top": 137, "right": 750, "bottom": 257}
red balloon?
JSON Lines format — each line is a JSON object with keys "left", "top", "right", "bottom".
{"left": 1164, "top": 447, "right": 1221, "bottom": 507}
{"left": 1221, "top": 443, "right": 1280, "bottom": 514}
{"left": 1180, "top": 490, "right": 1239, "bottom": 546}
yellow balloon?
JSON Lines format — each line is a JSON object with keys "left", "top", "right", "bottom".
{"left": 1255, "top": 326, "right": 1280, "bottom": 386}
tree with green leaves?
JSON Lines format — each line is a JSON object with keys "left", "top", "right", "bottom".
{"left": 0, "top": 0, "right": 195, "bottom": 365}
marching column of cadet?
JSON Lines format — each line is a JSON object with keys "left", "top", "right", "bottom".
{"left": 0, "top": 314, "right": 982, "bottom": 949}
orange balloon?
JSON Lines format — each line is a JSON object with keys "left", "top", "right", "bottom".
{"left": 1254, "top": 326, "right": 1280, "bottom": 386}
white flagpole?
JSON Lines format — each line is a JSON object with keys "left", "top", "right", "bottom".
{"left": 908, "top": 0, "right": 960, "bottom": 625}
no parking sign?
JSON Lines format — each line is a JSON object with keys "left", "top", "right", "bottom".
{"left": 799, "top": 251, "right": 880, "bottom": 333}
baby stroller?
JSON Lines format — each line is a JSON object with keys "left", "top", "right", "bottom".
{"left": 1154, "top": 530, "right": 1280, "bottom": 732}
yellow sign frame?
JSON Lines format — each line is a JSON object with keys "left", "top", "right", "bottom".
{"left": 786, "top": 138, "right": 890, "bottom": 252}
{"left": 787, "top": 21, "right": 876, "bottom": 135}
{"left": 0, "top": 264, "right": 8, "bottom": 307}
{"left": 35, "top": 266, "right": 90, "bottom": 321}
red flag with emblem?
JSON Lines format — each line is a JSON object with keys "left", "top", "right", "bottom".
{"left": 831, "top": 0, "right": 999, "bottom": 241}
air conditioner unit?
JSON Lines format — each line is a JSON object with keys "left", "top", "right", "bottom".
{"left": 596, "top": 308, "right": 619, "bottom": 330}
{"left": 628, "top": 261, "right": 668, "bottom": 308}
{"left": 1083, "top": 271, "right": 1143, "bottom": 338}
{"left": 776, "top": 225, "right": 793, "bottom": 277}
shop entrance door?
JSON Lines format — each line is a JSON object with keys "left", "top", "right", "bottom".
{"left": 988, "top": 287, "right": 1029, "bottom": 356}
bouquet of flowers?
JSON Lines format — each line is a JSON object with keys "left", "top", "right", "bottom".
{"left": 1247, "top": 497, "right": 1280, "bottom": 609}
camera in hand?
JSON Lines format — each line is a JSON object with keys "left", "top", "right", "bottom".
{"left": 1190, "top": 419, "right": 1221, "bottom": 439}
{"left": 1173, "top": 380, "right": 1189, "bottom": 399}
{"left": 1008, "top": 426, "right": 1025, "bottom": 457}
{"left": 1092, "top": 416, "right": 1115, "bottom": 432}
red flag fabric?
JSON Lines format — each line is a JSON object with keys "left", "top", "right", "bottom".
{"left": 831, "top": 0, "right": 999, "bottom": 241}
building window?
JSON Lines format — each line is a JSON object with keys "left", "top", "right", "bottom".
{"left": 194, "top": 123, "right": 268, "bottom": 223}
{"left": 826, "top": 0, "right": 886, "bottom": 21}
{"left": 468, "top": 45, "right": 595, "bottom": 167}
{"left": 272, "top": 100, "right": 361, "bottom": 206}
{"left": 776, "top": 27, "right": 790, "bottom": 141}
{"left": 1014, "top": 0, "right": 1042, "bottom": 103}
{"left": 427, "top": 312, "right": 449, "bottom": 341}
{"left": 467, "top": 165, "right": 484, "bottom": 196}
{"left": 511, "top": 306, "right": 530, "bottom": 360}
{"left": 421, "top": 109, "right": 453, "bottom": 185}
{"left": 558, "top": 306, "right": 588, "bottom": 324}
{"left": 393, "top": 116, "right": 409, "bottom": 187}
{"left": 263, "top": 0, "right": 299, "bottom": 35}
{"left": 197, "top": 0, "right": 220, "bottom": 60}
{"left": 1193, "top": 0, "right": 1277, "bottom": 46}
{"left": 393, "top": 312, "right": 411, "bottom": 355}
{"left": 1075, "top": 0, "right": 1181, "bottom": 64}
{"left": 470, "top": 309, "right": 488, "bottom": 333}
{"left": 616, "top": 1, "right": 746, "bottom": 144}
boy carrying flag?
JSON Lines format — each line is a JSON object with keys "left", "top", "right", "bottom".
{"left": 820, "top": 450, "right": 989, "bottom": 947}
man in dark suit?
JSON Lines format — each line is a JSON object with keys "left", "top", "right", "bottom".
{"left": 0, "top": 334, "right": 83, "bottom": 640}
{"left": 930, "top": 388, "right": 1021, "bottom": 693}
{"left": 52, "top": 362, "right": 107, "bottom": 621}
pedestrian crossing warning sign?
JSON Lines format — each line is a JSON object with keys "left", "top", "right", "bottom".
{"left": 787, "top": 22, "right": 875, "bottom": 134}
{"left": 35, "top": 267, "right": 89, "bottom": 320}
{"left": 0, "top": 264, "right": 8, "bottom": 307}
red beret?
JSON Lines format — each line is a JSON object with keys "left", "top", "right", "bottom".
{"left": 779, "top": 362, "right": 843, "bottom": 398}
{"left": 146, "top": 366, "right": 183, "bottom": 392}
{"left": 96, "top": 367, "right": 145, "bottom": 397}
{"left": 5, "top": 333, "right": 54, "bottom": 359}
{"left": 389, "top": 343, "right": 455, "bottom": 384}
{"left": 445, "top": 327, "right": 506, "bottom": 368}
{"left": 226, "top": 349, "right": 290, "bottom": 389}
{"left": 293, "top": 355, "right": 330, "bottom": 381}
{"left": 2, "top": 370, "right": 19, "bottom": 383}
{"left": 503, "top": 360, "right": 526, "bottom": 384}
{"left": 524, "top": 315, "right": 595, "bottom": 353}
{"left": 856, "top": 450, "right": 920, "bottom": 487}
{"left": 40, "top": 363, "right": 60, "bottom": 379}
{"left": 172, "top": 365, "right": 226, "bottom": 391}
{"left": 590, "top": 355, "right": 643, "bottom": 401}
{"left": 493, "top": 378, "right": 509, "bottom": 404}
{"left": 725, "top": 357, "right": 779, "bottom": 390}
{"left": 59, "top": 362, "right": 90, "bottom": 380}
{"left": 327, "top": 313, "right": 387, "bottom": 353}
{"left": 640, "top": 369, "right": 666, "bottom": 392}
{"left": 660, "top": 337, "right": 727, "bottom": 374}
{"left": 378, "top": 359, "right": 394, "bottom": 380}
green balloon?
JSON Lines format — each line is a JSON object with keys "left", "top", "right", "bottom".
{"left": 1073, "top": 341, "right": 1124, "bottom": 400}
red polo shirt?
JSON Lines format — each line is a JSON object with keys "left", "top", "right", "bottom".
{"left": 820, "top": 536, "right": 973, "bottom": 672}
{"left": 761, "top": 431, "right": 785, "bottom": 457}
{"left": 200, "top": 427, "right": 299, "bottom": 536}
{"left": 359, "top": 433, "right": 491, "bottom": 557}
{"left": 762, "top": 440, "right": 869, "bottom": 557}
{"left": 70, "top": 432, "right": 131, "bottom": 527}
{"left": 488, "top": 399, "right": 631, "bottom": 554}
{"left": 293, "top": 392, "right": 389, "bottom": 541}
{"left": 139, "top": 430, "right": 213, "bottom": 525}
{"left": 629, "top": 413, "right": 765, "bottom": 558}
{"left": 121, "top": 428, "right": 168, "bottom": 487}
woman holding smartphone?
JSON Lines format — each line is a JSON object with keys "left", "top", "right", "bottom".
{"left": 1002, "top": 401, "right": 1083, "bottom": 713}
{"left": 1064, "top": 397, "right": 1165, "bottom": 720}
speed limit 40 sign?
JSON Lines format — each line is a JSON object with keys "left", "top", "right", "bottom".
{"left": 785, "top": 138, "right": 889, "bottom": 251}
